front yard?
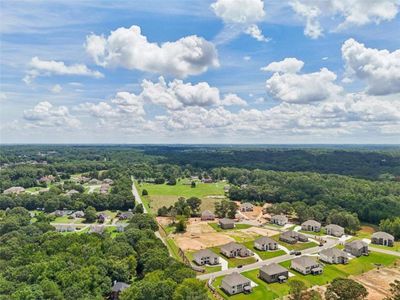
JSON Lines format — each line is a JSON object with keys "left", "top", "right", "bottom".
{"left": 209, "top": 247, "right": 257, "bottom": 268}
{"left": 270, "top": 234, "right": 318, "bottom": 251}
{"left": 241, "top": 240, "right": 286, "bottom": 260}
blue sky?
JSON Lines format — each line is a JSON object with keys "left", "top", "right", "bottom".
{"left": 1, "top": 0, "right": 400, "bottom": 144}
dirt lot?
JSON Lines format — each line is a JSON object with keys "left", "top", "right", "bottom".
{"left": 171, "top": 219, "right": 280, "bottom": 251}
{"left": 352, "top": 265, "right": 400, "bottom": 300}
{"left": 241, "top": 205, "right": 264, "bottom": 220}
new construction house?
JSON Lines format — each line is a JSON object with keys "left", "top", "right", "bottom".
{"left": 193, "top": 249, "right": 220, "bottom": 266}
{"left": 254, "top": 236, "right": 278, "bottom": 251}
{"left": 259, "top": 263, "right": 288, "bottom": 283}
{"left": 371, "top": 232, "right": 395, "bottom": 247}
{"left": 345, "top": 240, "right": 369, "bottom": 257}
{"left": 280, "top": 230, "right": 308, "bottom": 244}
{"left": 221, "top": 272, "right": 252, "bottom": 295}
{"left": 319, "top": 248, "right": 349, "bottom": 264}
{"left": 220, "top": 242, "right": 252, "bottom": 258}
{"left": 301, "top": 220, "right": 321, "bottom": 232}
{"left": 291, "top": 256, "right": 323, "bottom": 275}
{"left": 325, "top": 224, "right": 345, "bottom": 237}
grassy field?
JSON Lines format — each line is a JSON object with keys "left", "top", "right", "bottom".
{"left": 136, "top": 179, "right": 226, "bottom": 213}
{"left": 299, "top": 229, "right": 326, "bottom": 236}
{"left": 208, "top": 222, "right": 253, "bottom": 232}
{"left": 242, "top": 241, "right": 286, "bottom": 260}
{"left": 212, "top": 252, "right": 398, "bottom": 299}
{"left": 270, "top": 234, "right": 318, "bottom": 251}
{"left": 209, "top": 247, "right": 257, "bottom": 268}
{"left": 370, "top": 242, "right": 400, "bottom": 252}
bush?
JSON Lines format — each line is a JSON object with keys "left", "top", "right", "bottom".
{"left": 142, "top": 189, "right": 148, "bottom": 196}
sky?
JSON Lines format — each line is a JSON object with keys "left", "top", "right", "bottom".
{"left": 1, "top": 0, "right": 400, "bottom": 144}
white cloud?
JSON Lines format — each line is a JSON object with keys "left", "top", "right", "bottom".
{"left": 23, "top": 57, "right": 103, "bottom": 84}
{"left": 290, "top": 0, "right": 400, "bottom": 39}
{"left": 261, "top": 57, "right": 304, "bottom": 73}
{"left": 211, "top": 0, "right": 269, "bottom": 42}
{"left": 23, "top": 101, "right": 80, "bottom": 128}
{"left": 266, "top": 67, "right": 343, "bottom": 103}
{"left": 85, "top": 25, "right": 219, "bottom": 78}
{"left": 243, "top": 56, "right": 251, "bottom": 61}
{"left": 50, "top": 84, "right": 62, "bottom": 93}
{"left": 140, "top": 77, "right": 247, "bottom": 110}
{"left": 342, "top": 38, "right": 400, "bottom": 95}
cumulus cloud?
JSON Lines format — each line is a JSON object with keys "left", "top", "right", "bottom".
{"left": 23, "top": 57, "right": 103, "bottom": 84}
{"left": 261, "top": 57, "right": 304, "bottom": 73}
{"left": 290, "top": 0, "right": 400, "bottom": 39}
{"left": 342, "top": 38, "right": 400, "bottom": 95}
{"left": 265, "top": 65, "right": 342, "bottom": 103}
{"left": 23, "top": 101, "right": 80, "bottom": 128}
{"left": 50, "top": 84, "right": 62, "bottom": 93}
{"left": 85, "top": 25, "right": 219, "bottom": 78}
{"left": 211, "top": 0, "right": 269, "bottom": 42}
{"left": 140, "top": 77, "right": 247, "bottom": 110}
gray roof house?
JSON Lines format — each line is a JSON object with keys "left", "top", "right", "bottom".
{"left": 372, "top": 232, "right": 395, "bottom": 247}
{"left": 280, "top": 231, "right": 308, "bottom": 244}
{"left": 319, "top": 248, "right": 348, "bottom": 264}
{"left": 345, "top": 240, "right": 369, "bottom": 257}
{"left": 301, "top": 220, "right": 321, "bottom": 232}
{"left": 325, "top": 224, "right": 345, "bottom": 237}
{"left": 220, "top": 242, "right": 252, "bottom": 258}
{"left": 221, "top": 272, "right": 252, "bottom": 295}
{"left": 291, "top": 256, "right": 323, "bottom": 275}
{"left": 201, "top": 210, "right": 215, "bottom": 221}
{"left": 219, "top": 218, "right": 235, "bottom": 229}
{"left": 240, "top": 202, "right": 254, "bottom": 212}
{"left": 254, "top": 236, "right": 278, "bottom": 251}
{"left": 193, "top": 249, "right": 220, "bottom": 266}
{"left": 259, "top": 263, "right": 288, "bottom": 283}
{"left": 111, "top": 281, "right": 130, "bottom": 300}
{"left": 271, "top": 214, "right": 288, "bottom": 226}
{"left": 72, "top": 211, "right": 85, "bottom": 218}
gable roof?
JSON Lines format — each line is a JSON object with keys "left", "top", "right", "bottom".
{"left": 325, "top": 224, "right": 344, "bottom": 231}
{"left": 346, "top": 240, "right": 368, "bottom": 249}
{"left": 222, "top": 272, "right": 250, "bottom": 286}
{"left": 194, "top": 249, "right": 218, "bottom": 260}
{"left": 292, "top": 256, "right": 318, "bottom": 268}
{"left": 302, "top": 220, "right": 321, "bottom": 227}
{"left": 261, "top": 263, "right": 287, "bottom": 275}
{"left": 372, "top": 231, "right": 394, "bottom": 240}
{"left": 271, "top": 214, "right": 288, "bottom": 221}
{"left": 219, "top": 218, "right": 235, "bottom": 225}
{"left": 241, "top": 202, "right": 253, "bottom": 208}
{"left": 201, "top": 210, "right": 214, "bottom": 217}
{"left": 320, "top": 247, "right": 347, "bottom": 258}
{"left": 112, "top": 281, "right": 130, "bottom": 292}
{"left": 255, "top": 236, "right": 276, "bottom": 245}
{"left": 221, "top": 242, "right": 244, "bottom": 252}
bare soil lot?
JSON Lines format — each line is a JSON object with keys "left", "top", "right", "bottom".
{"left": 351, "top": 265, "right": 400, "bottom": 300}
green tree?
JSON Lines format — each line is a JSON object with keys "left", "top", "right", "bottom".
{"left": 384, "top": 279, "right": 400, "bottom": 300}
{"left": 288, "top": 280, "right": 307, "bottom": 300}
{"left": 84, "top": 206, "right": 97, "bottom": 223}
{"left": 191, "top": 181, "right": 196, "bottom": 188}
{"left": 134, "top": 204, "right": 144, "bottom": 214}
{"left": 325, "top": 278, "right": 368, "bottom": 300}
{"left": 173, "top": 278, "right": 208, "bottom": 300}
{"left": 142, "top": 189, "right": 148, "bottom": 196}
{"left": 175, "top": 217, "right": 187, "bottom": 233}
{"left": 186, "top": 197, "right": 201, "bottom": 216}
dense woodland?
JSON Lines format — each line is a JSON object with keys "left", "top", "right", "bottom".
{"left": 1, "top": 145, "right": 400, "bottom": 298}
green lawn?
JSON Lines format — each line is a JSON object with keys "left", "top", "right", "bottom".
{"left": 270, "top": 234, "right": 318, "bottom": 251}
{"left": 242, "top": 241, "right": 286, "bottom": 260}
{"left": 299, "top": 229, "right": 326, "bottom": 236}
{"left": 166, "top": 238, "right": 182, "bottom": 261}
{"left": 370, "top": 242, "right": 400, "bottom": 252}
{"left": 208, "top": 222, "right": 253, "bottom": 232}
{"left": 135, "top": 179, "right": 227, "bottom": 213}
{"left": 211, "top": 251, "right": 398, "bottom": 300}
{"left": 209, "top": 247, "right": 257, "bottom": 268}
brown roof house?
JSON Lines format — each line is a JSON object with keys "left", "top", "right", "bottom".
{"left": 372, "top": 232, "right": 395, "bottom": 247}
{"left": 240, "top": 202, "right": 253, "bottom": 212}
{"left": 220, "top": 242, "right": 252, "bottom": 258}
{"left": 271, "top": 215, "right": 288, "bottom": 226}
{"left": 319, "top": 248, "right": 348, "bottom": 264}
{"left": 325, "top": 224, "right": 345, "bottom": 237}
{"left": 221, "top": 272, "right": 252, "bottom": 295}
{"left": 254, "top": 236, "right": 278, "bottom": 251}
{"left": 301, "top": 220, "right": 321, "bottom": 232}
{"left": 345, "top": 240, "right": 369, "bottom": 257}
{"left": 219, "top": 218, "right": 235, "bottom": 229}
{"left": 291, "top": 256, "right": 323, "bottom": 275}
{"left": 280, "top": 231, "right": 308, "bottom": 244}
{"left": 259, "top": 263, "right": 288, "bottom": 283}
{"left": 193, "top": 249, "right": 220, "bottom": 266}
{"left": 201, "top": 210, "right": 215, "bottom": 221}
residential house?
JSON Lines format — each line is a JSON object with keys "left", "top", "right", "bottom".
{"left": 240, "top": 202, "right": 254, "bottom": 212}
{"left": 291, "top": 256, "right": 323, "bottom": 275}
{"left": 39, "top": 175, "right": 55, "bottom": 184}
{"left": 372, "top": 232, "right": 395, "bottom": 247}
{"left": 3, "top": 186, "right": 25, "bottom": 195}
{"left": 254, "top": 236, "right": 278, "bottom": 251}
{"left": 280, "top": 231, "right": 308, "bottom": 244}
{"left": 118, "top": 212, "right": 134, "bottom": 220}
{"left": 103, "top": 178, "right": 114, "bottom": 185}
{"left": 345, "top": 240, "right": 369, "bottom": 257}
{"left": 193, "top": 249, "right": 220, "bottom": 266}
{"left": 319, "top": 248, "right": 348, "bottom": 264}
{"left": 259, "top": 263, "right": 288, "bottom": 283}
{"left": 219, "top": 218, "right": 235, "bottom": 229}
{"left": 271, "top": 215, "right": 288, "bottom": 226}
{"left": 220, "top": 242, "right": 252, "bottom": 258}
{"left": 72, "top": 211, "right": 85, "bottom": 218}
{"left": 325, "top": 224, "right": 345, "bottom": 237}
{"left": 201, "top": 210, "right": 215, "bottom": 221}
{"left": 221, "top": 272, "right": 252, "bottom": 295}
{"left": 97, "top": 213, "right": 107, "bottom": 223}
{"left": 110, "top": 281, "right": 130, "bottom": 300}
{"left": 301, "top": 220, "right": 321, "bottom": 232}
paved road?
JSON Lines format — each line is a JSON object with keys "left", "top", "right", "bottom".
{"left": 130, "top": 176, "right": 148, "bottom": 213}
{"left": 197, "top": 237, "right": 338, "bottom": 280}
{"left": 369, "top": 246, "right": 400, "bottom": 257}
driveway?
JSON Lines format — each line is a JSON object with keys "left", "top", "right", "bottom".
{"left": 130, "top": 176, "right": 148, "bottom": 213}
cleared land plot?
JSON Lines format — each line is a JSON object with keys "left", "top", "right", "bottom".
{"left": 270, "top": 234, "right": 318, "bottom": 251}
{"left": 211, "top": 252, "right": 398, "bottom": 299}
